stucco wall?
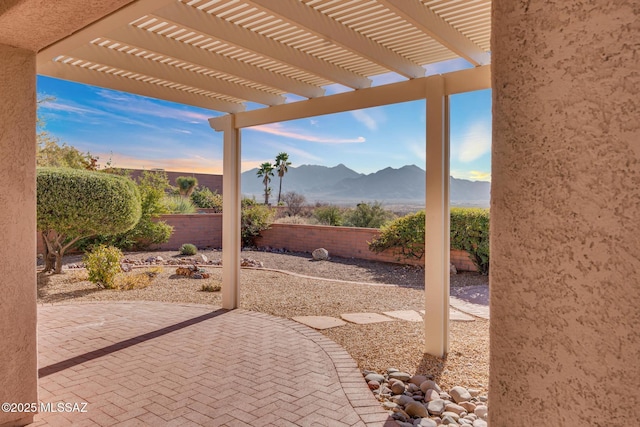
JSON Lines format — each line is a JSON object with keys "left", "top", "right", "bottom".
{"left": 0, "top": 44, "right": 38, "bottom": 427}
{"left": 149, "top": 214, "right": 223, "bottom": 251}
{"left": 491, "top": 1, "right": 640, "bottom": 425}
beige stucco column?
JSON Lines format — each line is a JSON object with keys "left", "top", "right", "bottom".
{"left": 491, "top": 1, "right": 640, "bottom": 424}
{"left": 0, "top": 44, "right": 38, "bottom": 427}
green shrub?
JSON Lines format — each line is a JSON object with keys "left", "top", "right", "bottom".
{"left": 164, "top": 195, "right": 197, "bottom": 214}
{"left": 190, "top": 186, "right": 223, "bottom": 212}
{"left": 76, "top": 170, "right": 173, "bottom": 251}
{"left": 241, "top": 204, "right": 274, "bottom": 246}
{"left": 450, "top": 208, "right": 490, "bottom": 274}
{"left": 180, "top": 243, "right": 198, "bottom": 255}
{"left": 313, "top": 205, "right": 343, "bottom": 226}
{"left": 201, "top": 283, "right": 221, "bottom": 292}
{"left": 37, "top": 168, "right": 141, "bottom": 273}
{"left": 369, "top": 210, "right": 425, "bottom": 260}
{"left": 84, "top": 245, "right": 123, "bottom": 289}
{"left": 368, "top": 208, "right": 490, "bottom": 274}
{"left": 343, "top": 201, "right": 395, "bottom": 228}
{"left": 175, "top": 176, "right": 198, "bottom": 196}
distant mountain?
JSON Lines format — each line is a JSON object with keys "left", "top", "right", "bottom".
{"left": 241, "top": 164, "right": 490, "bottom": 206}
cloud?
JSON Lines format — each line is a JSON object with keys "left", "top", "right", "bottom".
{"left": 248, "top": 123, "right": 365, "bottom": 144}
{"left": 98, "top": 152, "right": 224, "bottom": 174}
{"left": 456, "top": 121, "right": 491, "bottom": 163}
{"left": 261, "top": 141, "right": 323, "bottom": 163}
{"left": 407, "top": 141, "right": 426, "bottom": 162}
{"left": 451, "top": 169, "right": 492, "bottom": 182}
{"left": 350, "top": 109, "right": 378, "bottom": 131}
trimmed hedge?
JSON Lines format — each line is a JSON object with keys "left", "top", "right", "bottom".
{"left": 369, "top": 208, "right": 490, "bottom": 274}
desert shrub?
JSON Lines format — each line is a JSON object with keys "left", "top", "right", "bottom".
{"left": 274, "top": 215, "right": 308, "bottom": 225}
{"left": 175, "top": 176, "right": 198, "bottom": 196}
{"left": 180, "top": 243, "right": 198, "bottom": 255}
{"left": 450, "top": 208, "right": 490, "bottom": 274}
{"left": 113, "top": 267, "right": 162, "bottom": 290}
{"left": 313, "top": 205, "right": 343, "bottom": 226}
{"left": 241, "top": 204, "right": 274, "bottom": 246}
{"left": 191, "top": 186, "right": 222, "bottom": 212}
{"left": 84, "top": 245, "right": 123, "bottom": 289}
{"left": 201, "top": 283, "right": 221, "bottom": 292}
{"left": 368, "top": 208, "right": 490, "bottom": 274}
{"left": 37, "top": 168, "right": 141, "bottom": 273}
{"left": 369, "top": 210, "right": 425, "bottom": 260}
{"left": 164, "top": 195, "right": 197, "bottom": 214}
{"left": 282, "top": 191, "right": 306, "bottom": 216}
{"left": 76, "top": 170, "right": 173, "bottom": 251}
{"left": 343, "top": 201, "right": 395, "bottom": 228}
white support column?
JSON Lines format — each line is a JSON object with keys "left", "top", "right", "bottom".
{"left": 424, "top": 75, "right": 451, "bottom": 357}
{"left": 221, "top": 115, "right": 241, "bottom": 309}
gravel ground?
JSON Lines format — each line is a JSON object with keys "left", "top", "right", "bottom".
{"left": 37, "top": 249, "right": 489, "bottom": 393}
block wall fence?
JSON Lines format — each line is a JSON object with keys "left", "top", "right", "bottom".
{"left": 36, "top": 214, "right": 477, "bottom": 272}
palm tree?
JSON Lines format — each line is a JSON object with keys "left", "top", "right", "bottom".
{"left": 256, "top": 162, "right": 274, "bottom": 204}
{"left": 274, "top": 152, "right": 292, "bottom": 204}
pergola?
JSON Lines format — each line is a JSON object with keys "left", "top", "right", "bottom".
{"left": 36, "top": 0, "right": 492, "bottom": 357}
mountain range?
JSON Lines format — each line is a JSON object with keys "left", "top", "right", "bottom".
{"left": 242, "top": 164, "right": 490, "bottom": 207}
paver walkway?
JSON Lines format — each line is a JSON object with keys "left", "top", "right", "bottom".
{"left": 33, "top": 302, "right": 393, "bottom": 427}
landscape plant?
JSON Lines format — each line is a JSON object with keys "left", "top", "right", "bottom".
{"left": 180, "top": 243, "right": 198, "bottom": 255}
{"left": 164, "top": 194, "right": 197, "bottom": 214}
{"left": 241, "top": 201, "right": 274, "bottom": 246}
{"left": 343, "top": 201, "right": 395, "bottom": 228}
{"left": 175, "top": 176, "right": 198, "bottom": 197}
{"left": 37, "top": 168, "right": 141, "bottom": 273}
{"left": 256, "top": 162, "right": 274, "bottom": 205}
{"left": 190, "top": 186, "right": 223, "bottom": 212}
{"left": 77, "top": 170, "right": 173, "bottom": 251}
{"left": 84, "top": 245, "right": 123, "bottom": 289}
{"left": 313, "top": 205, "right": 344, "bottom": 226}
{"left": 274, "top": 152, "right": 292, "bottom": 204}
{"left": 282, "top": 191, "right": 306, "bottom": 216}
{"left": 368, "top": 208, "right": 490, "bottom": 274}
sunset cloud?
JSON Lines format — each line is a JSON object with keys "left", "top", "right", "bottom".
{"left": 248, "top": 123, "right": 365, "bottom": 144}
{"left": 451, "top": 169, "right": 491, "bottom": 182}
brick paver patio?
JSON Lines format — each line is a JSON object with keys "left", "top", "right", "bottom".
{"left": 32, "top": 302, "right": 393, "bottom": 427}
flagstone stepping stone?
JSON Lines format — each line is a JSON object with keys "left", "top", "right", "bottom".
{"left": 383, "top": 310, "right": 423, "bottom": 322}
{"left": 419, "top": 309, "right": 475, "bottom": 322}
{"left": 340, "top": 312, "right": 396, "bottom": 324}
{"left": 292, "top": 316, "right": 346, "bottom": 330}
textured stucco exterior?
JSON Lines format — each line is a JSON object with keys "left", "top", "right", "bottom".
{"left": 490, "top": 1, "right": 640, "bottom": 425}
{"left": 0, "top": 44, "right": 38, "bottom": 427}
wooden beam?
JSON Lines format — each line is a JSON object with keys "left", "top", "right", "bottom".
{"left": 209, "top": 65, "right": 490, "bottom": 130}
{"left": 380, "top": 0, "right": 490, "bottom": 66}
{"left": 153, "top": 2, "right": 371, "bottom": 89}
{"left": 39, "top": 61, "right": 244, "bottom": 113}
{"left": 36, "top": 0, "right": 175, "bottom": 67}
{"left": 248, "top": 0, "right": 425, "bottom": 79}
{"left": 107, "top": 25, "right": 325, "bottom": 99}
{"left": 424, "top": 75, "right": 450, "bottom": 357}
{"left": 69, "top": 44, "right": 285, "bottom": 106}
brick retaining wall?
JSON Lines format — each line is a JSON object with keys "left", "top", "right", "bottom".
{"left": 149, "top": 214, "right": 222, "bottom": 251}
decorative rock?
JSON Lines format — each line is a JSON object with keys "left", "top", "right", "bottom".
{"left": 396, "top": 422, "right": 414, "bottom": 427}
{"left": 409, "top": 375, "right": 429, "bottom": 386}
{"left": 450, "top": 386, "right": 472, "bottom": 404}
{"left": 394, "top": 395, "right": 415, "bottom": 406}
{"left": 120, "top": 263, "right": 132, "bottom": 272}
{"left": 389, "top": 371, "right": 412, "bottom": 382}
{"left": 459, "top": 402, "right": 476, "bottom": 413}
{"left": 405, "top": 402, "right": 428, "bottom": 418}
{"left": 439, "top": 392, "right": 452, "bottom": 400}
{"left": 442, "top": 411, "right": 460, "bottom": 421}
{"left": 472, "top": 420, "right": 487, "bottom": 427}
{"left": 192, "top": 273, "right": 203, "bottom": 279}
{"left": 364, "top": 373, "right": 385, "bottom": 383}
{"left": 391, "top": 381, "right": 406, "bottom": 395}
{"left": 445, "top": 404, "right": 467, "bottom": 416}
{"left": 474, "top": 406, "right": 488, "bottom": 420}
{"left": 155, "top": 256, "right": 164, "bottom": 262}
{"left": 387, "top": 368, "right": 400, "bottom": 374}
{"left": 468, "top": 389, "right": 481, "bottom": 397}
{"left": 420, "top": 380, "right": 442, "bottom": 394}
{"left": 382, "top": 401, "right": 398, "bottom": 410}
{"left": 441, "top": 414, "right": 459, "bottom": 425}
{"left": 414, "top": 418, "right": 437, "bottom": 427}
{"left": 368, "top": 380, "right": 380, "bottom": 390}
{"left": 426, "top": 399, "right": 446, "bottom": 416}
{"left": 407, "top": 383, "right": 420, "bottom": 393}
{"left": 424, "top": 389, "right": 440, "bottom": 402}
{"left": 312, "top": 248, "right": 329, "bottom": 261}
{"left": 196, "top": 254, "right": 208, "bottom": 263}
{"left": 450, "top": 263, "right": 457, "bottom": 274}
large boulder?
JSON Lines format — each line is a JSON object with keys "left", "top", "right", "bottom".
{"left": 312, "top": 248, "right": 329, "bottom": 261}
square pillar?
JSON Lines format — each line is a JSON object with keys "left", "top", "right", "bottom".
{"left": 221, "top": 115, "right": 241, "bottom": 309}
{"left": 0, "top": 44, "right": 38, "bottom": 427}
{"left": 424, "top": 75, "right": 451, "bottom": 357}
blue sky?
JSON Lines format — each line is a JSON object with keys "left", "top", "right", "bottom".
{"left": 37, "top": 59, "right": 492, "bottom": 181}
